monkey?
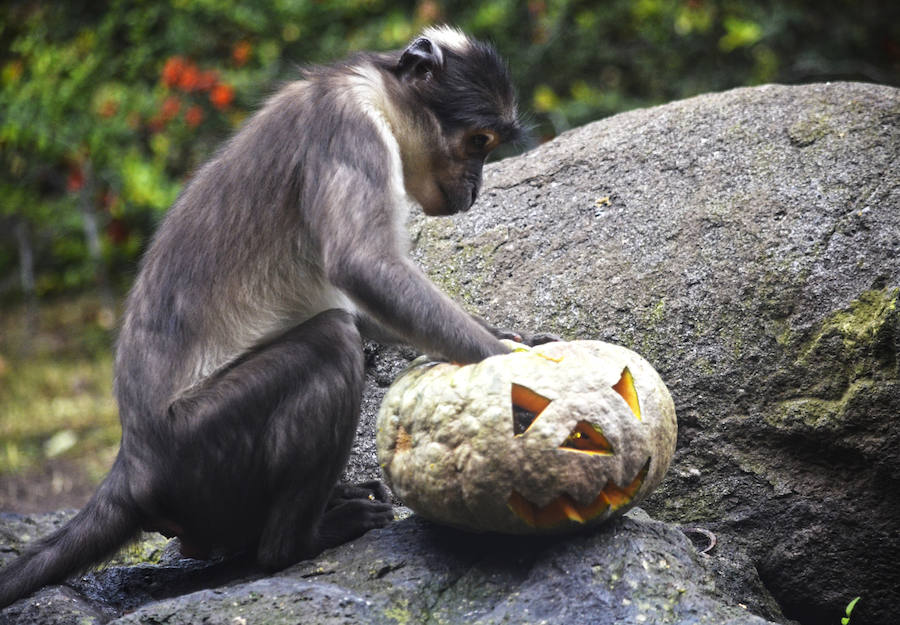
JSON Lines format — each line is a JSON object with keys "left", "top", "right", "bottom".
{"left": 0, "top": 26, "right": 531, "bottom": 608}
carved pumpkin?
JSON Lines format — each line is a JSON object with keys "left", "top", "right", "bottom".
{"left": 376, "top": 340, "right": 677, "bottom": 534}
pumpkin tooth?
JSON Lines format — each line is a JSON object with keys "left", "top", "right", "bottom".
{"left": 600, "top": 458, "right": 650, "bottom": 509}
{"left": 558, "top": 496, "right": 586, "bottom": 524}
{"left": 507, "top": 490, "right": 537, "bottom": 526}
{"left": 612, "top": 367, "right": 641, "bottom": 420}
{"left": 534, "top": 496, "right": 569, "bottom": 527}
{"left": 507, "top": 492, "right": 602, "bottom": 528}
{"left": 578, "top": 493, "right": 611, "bottom": 519}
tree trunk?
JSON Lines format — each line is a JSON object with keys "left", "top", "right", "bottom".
{"left": 78, "top": 159, "right": 115, "bottom": 319}
{"left": 14, "top": 218, "right": 38, "bottom": 342}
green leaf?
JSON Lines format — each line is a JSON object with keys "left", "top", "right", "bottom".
{"left": 719, "top": 17, "right": 763, "bottom": 53}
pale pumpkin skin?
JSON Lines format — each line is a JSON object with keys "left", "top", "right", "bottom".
{"left": 376, "top": 340, "right": 677, "bottom": 534}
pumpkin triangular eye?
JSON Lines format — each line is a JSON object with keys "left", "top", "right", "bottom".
{"left": 612, "top": 367, "right": 641, "bottom": 420}
{"left": 511, "top": 383, "right": 551, "bottom": 435}
{"left": 560, "top": 420, "right": 613, "bottom": 455}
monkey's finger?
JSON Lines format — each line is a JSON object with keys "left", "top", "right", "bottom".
{"left": 526, "top": 332, "right": 562, "bottom": 346}
{"left": 492, "top": 327, "right": 525, "bottom": 342}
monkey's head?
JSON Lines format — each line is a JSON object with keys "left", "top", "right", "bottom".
{"left": 393, "top": 27, "right": 523, "bottom": 216}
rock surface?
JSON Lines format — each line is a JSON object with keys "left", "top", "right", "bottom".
{"left": 2, "top": 81, "right": 896, "bottom": 624}
{"left": 0, "top": 509, "right": 785, "bottom": 625}
{"left": 398, "top": 81, "right": 899, "bottom": 625}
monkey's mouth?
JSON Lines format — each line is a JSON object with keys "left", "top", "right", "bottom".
{"left": 434, "top": 184, "right": 470, "bottom": 215}
{"left": 455, "top": 184, "right": 479, "bottom": 213}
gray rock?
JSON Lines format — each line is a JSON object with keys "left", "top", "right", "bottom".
{"left": 394, "top": 81, "right": 898, "bottom": 625}
{"left": 0, "top": 510, "right": 787, "bottom": 625}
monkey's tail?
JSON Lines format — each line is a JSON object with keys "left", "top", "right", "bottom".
{"left": 0, "top": 457, "right": 141, "bottom": 608}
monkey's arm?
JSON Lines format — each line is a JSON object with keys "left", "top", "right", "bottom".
{"left": 307, "top": 145, "right": 508, "bottom": 364}
{"left": 355, "top": 308, "right": 543, "bottom": 350}
{"left": 354, "top": 311, "right": 407, "bottom": 345}
{"left": 329, "top": 253, "right": 509, "bottom": 364}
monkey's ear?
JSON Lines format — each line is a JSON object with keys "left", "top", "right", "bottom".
{"left": 398, "top": 37, "right": 443, "bottom": 83}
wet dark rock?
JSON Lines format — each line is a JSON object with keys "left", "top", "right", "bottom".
{"left": 1, "top": 510, "right": 786, "bottom": 625}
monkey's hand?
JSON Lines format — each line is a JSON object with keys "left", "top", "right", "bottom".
{"left": 471, "top": 315, "right": 561, "bottom": 346}
{"left": 494, "top": 328, "right": 562, "bottom": 346}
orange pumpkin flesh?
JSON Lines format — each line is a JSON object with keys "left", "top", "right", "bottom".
{"left": 507, "top": 459, "right": 650, "bottom": 529}
{"left": 560, "top": 420, "right": 613, "bottom": 455}
{"left": 511, "top": 383, "right": 552, "bottom": 436}
{"left": 612, "top": 367, "right": 641, "bottom": 420}
{"left": 511, "top": 383, "right": 552, "bottom": 415}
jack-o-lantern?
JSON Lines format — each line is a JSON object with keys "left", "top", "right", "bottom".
{"left": 376, "top": 340, "right": 677, "bottom": 534}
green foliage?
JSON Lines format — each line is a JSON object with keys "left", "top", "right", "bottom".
{"left": 1, "top": 0, "right": 898, "bottom": 299}
{"left": 841, "top": 596, "right": 860, "bottom": 624}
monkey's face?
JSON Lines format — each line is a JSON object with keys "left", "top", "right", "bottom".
{"left": 393, "top": 28, "right": 521, "bottom": 216}
{"left": 407, "top": 127, "right": 501, "bottom": 217}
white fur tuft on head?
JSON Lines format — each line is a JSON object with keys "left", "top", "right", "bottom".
{"left": 420, "top": 25, "right": 471, "bottom": 53}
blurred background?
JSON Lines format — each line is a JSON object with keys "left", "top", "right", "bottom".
{"left": 1, "top": 0, "right": 898, "bottom": 513}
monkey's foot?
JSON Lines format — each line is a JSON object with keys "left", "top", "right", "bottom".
{"left": 318, "top": 482, "right": 394, "bottom": 550}
{"left": 328, "top": 480, "right": 391, "bottom": 509}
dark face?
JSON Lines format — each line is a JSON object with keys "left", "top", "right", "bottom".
{"left": 409, "top": 127, "right": 501, "bottom": 216}
{"left": 394, "top": 31, "right": 522, "bottom": 217}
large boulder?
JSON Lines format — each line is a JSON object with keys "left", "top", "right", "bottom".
{"left": 397, "top": 81, "right": 898, "bottom": 625}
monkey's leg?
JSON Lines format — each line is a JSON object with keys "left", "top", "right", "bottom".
{"left": 248, "top": 310, "right": 392, "bottom": 570}
{"left": 165, "top": 309, "right": 391, "bottom": 570}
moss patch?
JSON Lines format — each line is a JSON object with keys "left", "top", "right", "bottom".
{"left": 797, "top": 287, "right": 898, "bottom": 375}
{"left": 787, "top": 114, "right": 832, "bottom": 147}
{"left": 105, "top": 532, "right": 170, "bottom": 566}
{"left": 765, "top": 379, "right": 875, "bottom": 431}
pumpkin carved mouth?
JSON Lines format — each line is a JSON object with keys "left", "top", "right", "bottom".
{"left": 506, "top": 366, "right": 648, "bottom": 528}
{"left": 507, "top": 458, "right": 650, "bottom": 528}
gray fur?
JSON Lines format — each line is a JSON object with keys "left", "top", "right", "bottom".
{"left": 0, "top": 28, "right": 521, "bottom": 608}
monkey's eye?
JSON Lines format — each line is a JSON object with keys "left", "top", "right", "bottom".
{"left": 466, "top": 130, "right": 500, "bottom": 156}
